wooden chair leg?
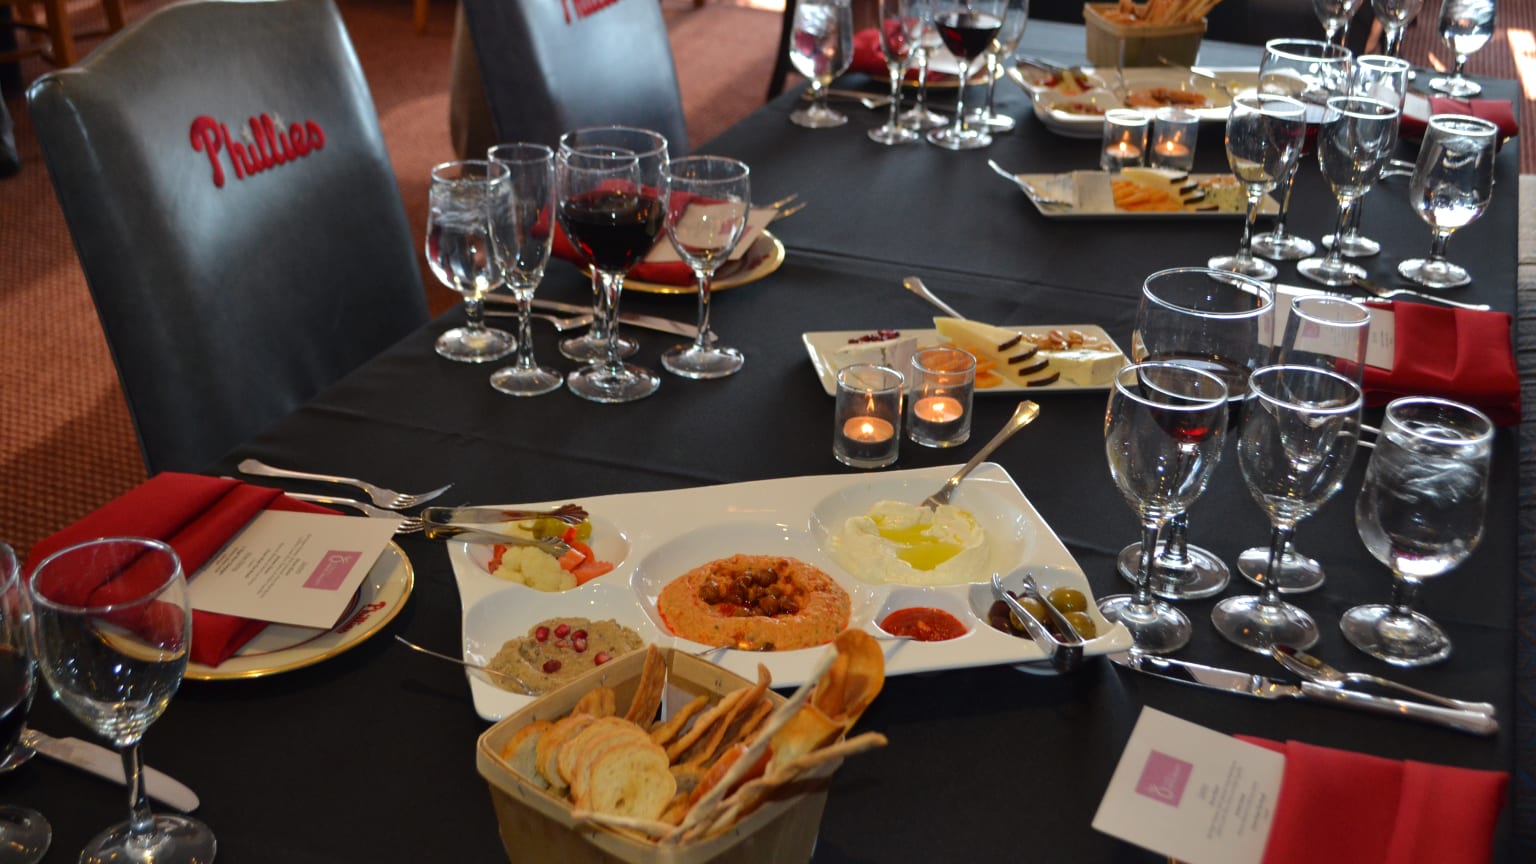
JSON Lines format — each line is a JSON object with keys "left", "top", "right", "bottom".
{"left": 767, "top": 0, "right": 799, "bottom": 99}
{"left": 414, "top": 0, "right": 430, "bottom": 33}
{"left": 103, "top": 0, "right": 126, "bottom": 32}
{"left": 40, "top": 0, "right": 76, "bottom": 66}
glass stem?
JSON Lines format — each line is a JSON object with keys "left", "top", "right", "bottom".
{"left": 1133, "top": 516, "right": 1164, "bottom": 611}
{"left": 1260, "top": 523, "right": 1295, "bottom": 608}
{"left": 598, "top": 270, "right": 625, "bottom": 371}
{"left": 1270, "top": 161, "right": 1298, "bottom": 239}
{"left": 1388, "top": 576, "right": 1420, "bottom": 620}
{"left": 1324, "top": 198, "right": 1355, "bottom": 269}
{"left": 515, "top": 291, "right": 536, "bottom": 370}
{"left": 121, "top": 743, "right": 155, "bottom": 840}
{"left": 1384, "top": 26, "right": 1402, "bottom": 58}
{"left": 1428, "top": 228, "right": 1453, "bottom": 264}
{"left": 1237, "top": 189, "right": 1263, "bottom": 260}
{"left": 463, "top": 296, "right": 485, "bottom": 333}
{"left": 691, "top": 269, "right": 715, "bottom": 351}
{"left": 951, "top": 65, "right": 970, "bottom": 136}
{"left": 1159, "top": 512, "right": 1190, "bottom": 567}
{"left": 886, "top": 60, "right": 904, "bottom": 128}
{"left": 913, "top": 51, "right": 931, "bottom": 120}
{"left": 813, "top": 79, "right": 831, "bottom": 116}
{"left": 981, "top": 52, "right": 1000, "bottom": 119}
{"left": 1344, "top": 195, "right": 1364, "bottom": 235}
{"left": 587, "top": 268, "right": 611, "bottom": 344}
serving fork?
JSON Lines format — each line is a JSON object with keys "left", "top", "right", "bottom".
{"left": 1350, "top": 277, "right": 1491, "bottom": 311}
{"left": 921, "top": 401, "right": 1041, "bottom": 509}
{"left": 237, "top": 458, "right": 452, "bottom": 509}
{"left": 421, "top": 503, "right": 587, "bottom": 525}
{"left": 286, "top": 491, "right": 424, "bottom": 534}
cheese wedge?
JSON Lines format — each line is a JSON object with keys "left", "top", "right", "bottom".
{"left": 831, "top": 333, "right": 918, "bottom": 373}
{"left": 1041, "top": 347, "right": 1125, "bottom": 386}
{"left": 932, "top": 318, "right": 1059, "bottom": 387}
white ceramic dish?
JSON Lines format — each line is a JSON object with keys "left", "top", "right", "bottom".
{"left": 1006, "top": 171, "right": 1277, "bottom": 220}
{"left": 447, "top": 464, "right": 1130, "bottom": 720}
{"left": 1011, "top": 66, "right": 1259, "bottom": 138}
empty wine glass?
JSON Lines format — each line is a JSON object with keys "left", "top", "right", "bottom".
{"left": 1325, "top": 54, "right": 1413, "bottom": 256}
{"left": 1099, "top": 362, "right": 1229, "bottom": 655}
{"left": 1297, "top": 96, "right": 1399, "bottom": 286}
{"left": 789, "top": 0, "right": 854, "bottom": 128}
{"left": 927, "top": 0, "right": 1005, "bottom": 150}
{"left": 0, "top": 542, "right": 49, "bottom": 864}
{"left": 899, "top": 0, "right": 948, "bottom": 130}
{"left": 1208, "top": 93, "right": 1308, "bottom": 281}
{"left": 1213, "top": 366, "right": 1362, "bottom": 653}
{"left": 1429, "top": 0, "right": 1495, "bottom": 98}
{"left": 29, "top": 538, "right": 215, "bottom": 864}
{"left": 1398, "top": 114, "right": 1497, "bottom": 289}
{"left": 967, "top": 0, "right": 1029, "bottom": 132}
{"left": 487, "top": 143, "right": 562, "bottom": 397}
{"left": 427, "top": 160, "right": 516, "bottom": 363}
{"left": 1343, "top": 397, "right": 1493, "bottom": 666}
{"left": 1313, "top": 0, "right": 1363, "bottom": 47}
{"left": 870, "top": 0, "right": 922, "bottom": 145}
{"left": 1237, "top": 295, "right": 1371, "bottom": 593}
{"left": 1371, "top": 0, "right": 1425, "bottom": 58}
{"left": 661, "top": 156, "right": 749, "bottom": 379}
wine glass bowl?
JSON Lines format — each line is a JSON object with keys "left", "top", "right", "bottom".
{"left": 1428, "top": 0, "right": 1495, "bottom": 97}
{"left": 1371, "top": 0, "right": 1426, "bottom": 58}
{"left": 1397, "top": 114, "right": 1498, "bottom": 289}
{"left": 427, "top": 160, "right": 517, "bottom": 364}
{"left": 869, "top": 0, "right": 922, "bottom": 145}
{"left": 1208, "top": 93, "right": 1308, "bottom": 282}
{"left": 660, "top": 155, "right": 750, "bottom": 379}
{"left": 487, "top": 142, "right": 562, "bottom": 397}
{"left": 967, "top": 0, "right": 1029, "bottom": 132}
{"left": 1297, "top": 95, "right": 1400, "bottom": 286}
{"left": 0, "top": 542, "right": 49, "bottom": 864}
{"left": 1312, "top": 0, "right": 1363, "bottom": 46}
{"left": 926, "top": 0, "right": 1005, "bottom": 151}
{"left": 1324, "top": 54, "right": 1412, "bottom": 258}
{"left": 789, "top": 0, "right": 855, "bottom": 128}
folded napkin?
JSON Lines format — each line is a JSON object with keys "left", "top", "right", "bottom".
{"left": 1400, "top": 93, "right": 1519, "bottom": 144}
{"left": 28, "top": 472, "right": 334, "bottom": 668}
{"left": 1236, "top": 736, "right": 1506, "bottom": 864}
{"left": 851, "top": 27, "right": 961, "bottom": 81}
{"left": 1361, "top": 301, "right": 1519, "bottom": 426}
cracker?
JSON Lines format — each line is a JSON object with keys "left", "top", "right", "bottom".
{"left": 623, "top": 645, "right": 668, "bottom": 726}
{"left": 649, "top": 693, "right": 709, "bottom": 747}
{"left": 573, "top": 686, "right": 618, "bottom": 718}
{"left": 680, "top": 665, "right": 771, "bottom": 768}
{"left": 665, "top": 689, "right": 745, "bottom": 763}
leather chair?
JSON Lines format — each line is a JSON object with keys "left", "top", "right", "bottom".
{"left": 457, "top": 0, "right": 689, "bottom": 155}
{"left": 28, "top": 0, "right": 428, "bottom": 475}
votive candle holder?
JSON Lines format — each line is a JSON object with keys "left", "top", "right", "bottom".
{"left": 835, "top": 364, "right": 903, "bottom": 469}
{"left": 1100, "top": 109, "right": 1148, "bottom": 172}
{"left": 1149, "top": 107, "right": 1198, "bottom": 172}
{"left": 906, "top": 347, "right": 975, "bottom": 448}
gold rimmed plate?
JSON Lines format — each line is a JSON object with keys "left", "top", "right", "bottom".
{"left": 620, "top": 230, "right": 786, "bottom": 296}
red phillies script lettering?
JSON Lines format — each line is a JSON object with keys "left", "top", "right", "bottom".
{"left": 561, "top": 0, "right": 620, "bottom": 25}
{"left": 189, "top": 113, "right": 326, "bottom": 188}
{"left": 336, "top": 601, "right": 387, "bottom": 634}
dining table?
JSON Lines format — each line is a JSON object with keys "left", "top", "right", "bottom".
{"left": 5, "top": 20, "right": 1524, "bottom": 863}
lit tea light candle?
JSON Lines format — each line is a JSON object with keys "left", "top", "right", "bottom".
{"left": 909, "top": 395, "right": 965, "bottom": 443}
{"left": 1100, "top": 109, "right": 1148, "bottom": 172}
{"left": 913, "top": 396, "right": 963, "bottom": 424}
{"left": 843, "top": 416, "right": 895, "bottom": 446}
{"left": 1149, "top": 107, "right": 1198, "bottom": 171}
{"left": 1157, "top": 141, "right": 1189, "bottom": 158}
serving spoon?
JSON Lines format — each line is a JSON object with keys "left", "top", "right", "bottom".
{"left": 395, "top": 635, "right": 533, "bottom": 695}
{"left": 1270, "top": 645, "right": 1494, "bottom": 715}
{"left": 902, "top": 275, "right": 966, "bottom": 319}
{"left": 921, "top": 401, "right": 1041, "bottom": 509}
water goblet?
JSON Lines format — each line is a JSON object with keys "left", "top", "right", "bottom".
{"left": 0, "top": 542, "right": 49, "bottom": 864}
{"left": 927, "top": 0, "right": 1005, "bottom": 150}
{"left": 966, "top": 0, "right": 1029, "bottom": 132}
{"left": 1342, "top": 397, "right": 1493, "bottom": 666}
{"left": 1208, "top": 93, "right": 1308, "bottom": 282}
{"left": 1212, "top": 366, "right": 1362, "bottom": 653}
{"left": 1099, "top": 362, "right": 1230, "bottom": 655}
{"left": 1397, "top": 114, "right": 1497, "bottom": 289}
{"left": 487, "top": 143, "right": 562, "bottom": 397}
{"left": 28, "top": 537, "right": 215, "bottom": 864}
{"left": 1324, "top": 54, "right": 1412, "bottom": 257}
{"left": 1297, "top": 96, "right": 1399, "bottom": 286}
{"left": 789, "top": 0, "right": 854, "bottom": 128}
{"left": 427, "top": 160, "right": 516, "bottom": 363}
{"left": 899, "top": 0, "right": 948, "bottom": 130}
{"left": 1312, "top": 0, "right": 1363, "bottom": 47}
{"left": 660, "top": 156, "right": 749, "bottom": 379}
{"left": 1428, "top": 0, "right": 1495, "bottom": 98}
{"left": 869, "top": 0, "right": 923, "bottom": 145}
{"left": 1371, "top": 0, "right": 1425, "bottom": 58}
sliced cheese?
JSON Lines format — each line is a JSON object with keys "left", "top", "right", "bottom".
{"left": 932, "top": 318, "right": 1057, "bottom": 387}
{"left": 1041, "top": 347, "right": 1125, "bottom": 386}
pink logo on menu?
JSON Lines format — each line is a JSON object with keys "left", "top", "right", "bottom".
{"left": 1135, "top": 750, "right": 1192, "bottom": 807}
{"left": 303, "top": 551, "right": 361, "bottom": 591}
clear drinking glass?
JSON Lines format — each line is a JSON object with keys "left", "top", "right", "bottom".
{"left": 1342, "top": 397, "right": 1493, "bottom": 666}
{"left": 1325, "top": 54, "right": 1413, "bottom": 256}
{"left": 789, "top": 0, "right": 855, "bottom": 128}
{"left": 1371, "top": 0, "right": 1426, "bottom": 58}
{"left": 0, "top": 542, "right": 49, "bottom": 864}
{"left": 487, "top": 143, "right": 562, "bottom": 397}
{"left": 660, "top": 156, "right": 750, "bottom": 379}
{"left": 1297, "top": 96, "right": 1399, "bottom": 286}
{"left": 1099, "top": 362, "right": 1230, "bottom": 655}
{"left": 1429, "top": 0, "right": 1496, "bottom": 98}
{"left": 1398, "top": 114, "right": 1497, "bottom": 289}
{"left": 967, "top": 0, "right": 1029, "bottom": 132}
{"left": 870, "top": 0, "right": 923, "bottom": 145}
{"left": 426, "top": 160, "right": 516, "bottom": 363}
{"left": 1208, "top": 93, "right": 1308, "bottom": 282}
{"left": 899, "top": 0, "right": 948, "bottom": 130}
{"left": 927, "top": 0, "right": 1005, "bottom": 150}
{"left": 1236, "top": 295, "right": 1371, "bottom": 593}
{"left": 29, "top": 538, "right": 215, "bottom": 864}
{"left": 1312, "top": 0, "right": 1363, "bottom": 46}
{"left": 1250, "top": 39, "right": 1354, "bottom": 263}
{"left": 1212, "top": 366, "right": 1362, "bottom": 654}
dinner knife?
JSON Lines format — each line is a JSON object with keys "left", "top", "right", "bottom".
{"left": 484, "top": 296, "right": 700, "bottom": 339}
{"left": 1108, "top": 652, "right": 1499, "bottom": 737}
{"left": 23, "top": 729, "right": 200, "bottom": 812}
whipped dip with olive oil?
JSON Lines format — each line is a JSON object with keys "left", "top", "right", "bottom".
{"left": 830, "top": 500, "right": 990, "bottom": 585}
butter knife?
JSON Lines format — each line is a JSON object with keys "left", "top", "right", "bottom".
{"left": 484, "top": 297, "right": 700, "bottom": 339}
{"left": 1108, "top": 652, "right": 1498, "bottom": 737}
{"left": 24, "top": 729, "right": 200, "bottom": 812}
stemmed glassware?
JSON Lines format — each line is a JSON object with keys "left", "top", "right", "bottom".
{"left": 1371, "top": 0, "right": 1425, "bottom": 58}
{"left": 927, "top": 0, "right": 1005, "bottom": 150}
{"left": 789, "top": 0, "right": 854, "bottom": 128}
{"left": 1099, "top": 362, "right": 1230, "bottom": 655}
{"left": 1208, "top": 93, "right": 1308, "bottom": 281}
{"left": 1312, "top": 0, "right": 1363, "bottom": 47}
{"left": 967, "top": 0, "right": 1029, "bottom": 132}
{"left": 556, "top": 128, "right": 668, "bottom": 403}
{"left": 1236, "top": 295, "right": 1371, "bottom": 593}
{"left": 1250, "top": 39, "right": 1353, "bottom": 264}
{"left": 1343, "top": 397, "right": 1493, "bottom": 666}
{"left": 899, "top": 0, "right": 948, "bottom": 130}
{"left": 1212, "top": 365, "right": 1362, "bottom": 654}
{"left": 426, "top": 160, "right": 516, "bottom": 363}
{"left": 487, "top": 143, "right": 562, "bottom": 397}
{"left": 1325, "top": 54, "right": 1413, "bottom": 255}
{"left": 28, "top": 538, "right": 215, "bottom": 864}
{"left": 1398, "top": 114, "right": 1497, "bottom": 289}
{"left": 1429, "top": 0, "right": 1496, "bottom": 97}
{"left": 870, "top": 0, "right": 923, "bottom": 145}
{"left": 660, "top": 156, "right": 749, "bottom": 379}
{"left": 1297, "top": 96, "right": 1400, "bottom": 286}
{"left": 0, "top": 542, "right": 49, "bottom": 864}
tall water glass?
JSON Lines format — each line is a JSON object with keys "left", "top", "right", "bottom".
{"left": 1398, "top": 114, "right": 1497, "bottom": 289}
{"left": 927, "top": 0, "right": 1005, "bottom": 150}
{"left": 1099, "top": 363, "right": 1229, "bottom": 655}
{"left": 0, "top": 543, "right": 49, "bottom": 864}
{"left": 488, "top": 143, "right": 562, "bottom": 397}
{"left": 967, "top": 0, "right": 1029, "bottom": 132}
{"left": 1213, "top": 366, "right": 1362, "bottom": 653}
{"left": 1297, "top": 96, "right": 1399, "bottom": 286}
{"left": 661, "top": 156, "right": 749, "bottom": 379}
{"left": 789, "top": 0, "right": 854, "bottom": 128}
{"left": 1343, "top": 397, "right": 1493, "bottom": 666}
{"left": 427, "top": 160, "right": 516, "bottom": 363}
{"left": 1371, "top": 0, "right": 1425, "bottom": 57}
{"left": 1208, "top": 93, "right": 1308, "bottom": 282}
{"left": 1312, "top": 0, "right": 1363, "bottom": 46}
{"left": 1429, "top": 0, "right": 1495, "bottom": 97}
{"left": 899, "top": 0, "right": 948, "bottom": 130}
{"left": 1326, "top": 54, "right": 1412, "bottom": 257}
{"left": 870, "top": 0, "right": 923, "bottom": 145}
{"left": 29, "top": 538, "right": 215, "bottom": 864}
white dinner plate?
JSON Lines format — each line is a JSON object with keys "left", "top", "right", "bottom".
{"left": 446, "top": 464, "right": 1130, "bottom": 721}
{"left": 1005, "top": 171, "right": 1277, "bottom": 221}
{"left": 1010, "top": 66, "right": 1259, "bottom": 138}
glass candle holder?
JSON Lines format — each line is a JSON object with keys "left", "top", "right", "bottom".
{"left": 1100, "top": 109, "right": 1148, "bottom": 172}
{"left": 834, "top": 364, "right": 903, "bottom": 469}
{"left": 1149, "top": 107, "right": 1198, "bottom": 172}
{"left": 906, "top": 347, "right": 975, "bottom": 448}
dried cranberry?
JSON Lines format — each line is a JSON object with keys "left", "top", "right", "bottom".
{"left": 534, "top": 626, "right": 550, "bottom": 642}
{"left": 593, "top": 652, "right": 612, "bottom": 666}
{"left": 553, "top": 623, "right": 571, "bottom": 638}
{"left": 541, "top": 659, "right": 562, "bottom": 674}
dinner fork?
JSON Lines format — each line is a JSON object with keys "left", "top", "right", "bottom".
{"left": 1350, "top": 278, "right": 1491, "bottom": 311}
{"left": 237, "top": 459, "right": 453, "bottom": 509}
{"left": 921, "top": 401, "right": 1041, "bottom": 509}
{"left": 286, "top": 492, "right": 424, "bottom": 534}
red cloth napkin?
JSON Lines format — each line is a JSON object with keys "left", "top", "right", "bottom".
{"left": 1237, "top": 737, "right": 1507, "bottom": 864}
{"left": 851, "top": 27, "right": 959, "bottom": 81}
{"left": 1360, "top": 301, "right": 1519, "bottom": 426}
{"left": 28, "top": 472, "right": 334, "bottom": 668}
{"left": 1400, "top": 95, "right": 1519, "bottom": 144}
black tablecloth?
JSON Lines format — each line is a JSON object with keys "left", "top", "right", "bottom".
{"left": 7, "top": 23, "right": 1523, "bottom": 863}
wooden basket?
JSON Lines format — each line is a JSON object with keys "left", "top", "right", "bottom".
{"left": 1083, "top": 3, "right": 1206, "bottom": 68}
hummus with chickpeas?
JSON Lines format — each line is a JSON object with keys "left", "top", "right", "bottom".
{"left": 656, "top": 554, "right": 850, "bottom": 651}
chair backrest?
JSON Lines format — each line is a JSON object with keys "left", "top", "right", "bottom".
{"left": 28, "top": 0, "right": 428, "bottom": 475}
{"left": 460, "top": 0, "right": 689, "bottom": 155}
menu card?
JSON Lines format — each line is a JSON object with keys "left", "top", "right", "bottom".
{"left": 1093, "top": 707, "right": 1285, "bottom": 864}
{"left": 188, "top": 510, "right": 398, "bottom": 629}
{"left": 642, "top": 206, "right": 774, "bottom": 265}
{"left": 1274, "top": 284, "right": 1396, "bottom": 372}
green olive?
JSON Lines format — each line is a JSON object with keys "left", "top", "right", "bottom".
{"left": 1008, "top": 597, "right": 1049, "bottom": 634}
{"left": 1048, "top": 588, "right": 1088, "bottom": 614}
{"left": 1064, "top": 612, "right": 1097, "bottom": 639}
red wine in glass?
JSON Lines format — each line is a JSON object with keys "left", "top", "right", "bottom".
{"left": 1138, "top": 353, "right": 1245, "bottom": 435}
{"left": 936, "top": 11, "right": 1001, "bottom": 60}
{"left": 559, "top": 189, "right": 664, "bottom": 274}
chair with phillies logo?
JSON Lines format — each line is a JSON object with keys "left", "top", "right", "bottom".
{"left": 27, "top": 0, "right": 428, "bottom": 475}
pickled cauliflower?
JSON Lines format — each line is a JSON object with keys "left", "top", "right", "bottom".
{"left": 492, "top": 545, "right": 577, "bottom": 591}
